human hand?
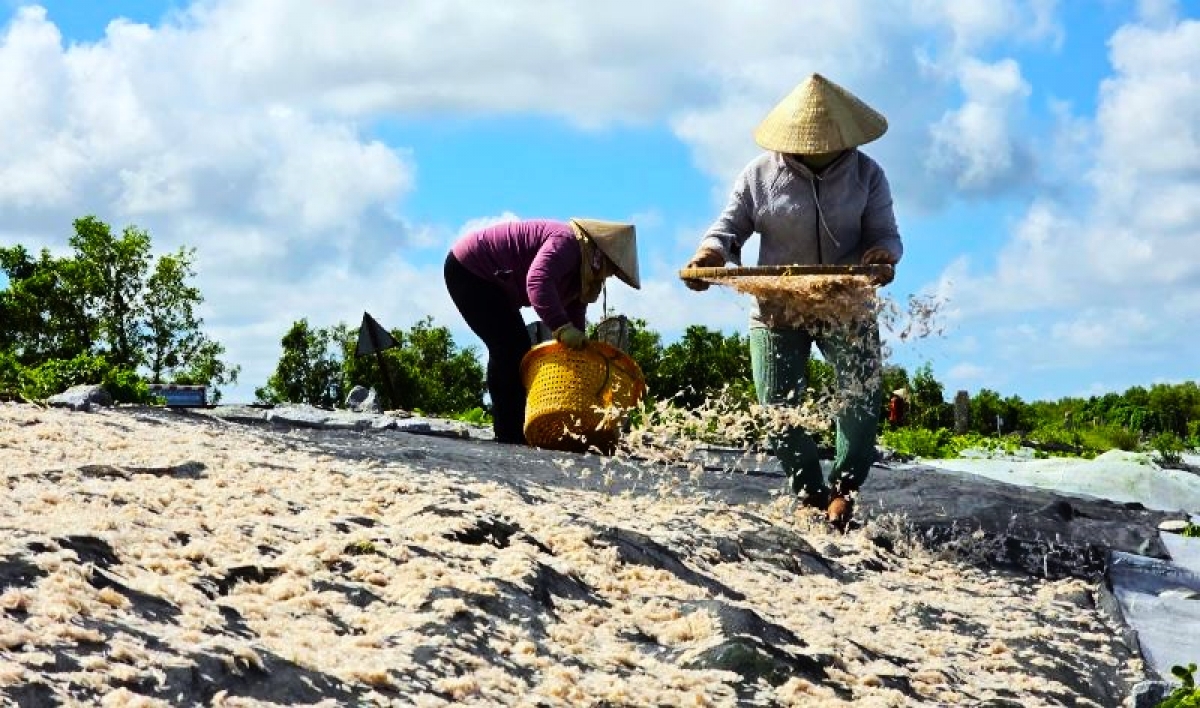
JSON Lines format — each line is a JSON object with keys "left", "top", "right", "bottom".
{"left": 554, "top": 324, "right": 588, "bottom": 349}
{"left": 861, "top": 247, "right": 897, "bottom": 286}
{"left": 682, "top": 246, "right": 726, "bottom": 292}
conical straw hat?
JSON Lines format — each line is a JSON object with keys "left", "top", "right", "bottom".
{"left": 754, "top": 73, "right": 887, "bottom": 154}
{"left": 569, "top": 218, "right": 640, "bottom": 289}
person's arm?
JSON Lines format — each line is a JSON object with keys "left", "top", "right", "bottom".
{"left": 697, "top": 167, "right": 756, "bottom": 265}
{"left": 526, "top": 237, "right": 580, "bottom": 332}
{"left": 683, "top": 165, "right": 756, "bottom": 291}
{"left": 565, "top": 300, "right": 586, "bottom": 331}
{"left": 859, "top": 165, "right": 903, "bottom": 285}
{"left": 860, "top": 165, "right": 903, "bottom": 263}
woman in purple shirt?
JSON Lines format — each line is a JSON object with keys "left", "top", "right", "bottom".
{"left": 445, "top": 218, "right": 639, "bottom": 444}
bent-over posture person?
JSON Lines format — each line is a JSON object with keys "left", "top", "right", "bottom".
{"left": 445, "top": 219, "right": 639, "bottom": 445}
{"left": 682, "top": 73, "right": 903, "bottom": 529}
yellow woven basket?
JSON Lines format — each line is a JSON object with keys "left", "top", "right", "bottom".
{"left": 520, "top": 341, "right": 646, "bottom": 454}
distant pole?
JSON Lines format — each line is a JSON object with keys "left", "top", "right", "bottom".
{"left": 953, "top": 390, "right": 970, "bottom": 434}
{"left": 371, "top": 331, "right": 397, "bottom": 411}
{"left": 356, "top": 312, "right": 401, "bottom": 411}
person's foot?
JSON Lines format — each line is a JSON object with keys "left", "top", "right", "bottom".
{"left": 793, "top": 487, "right": 830, "bottom": 513}
{"left": 803, "top": 488, "right": 830, "bottom": 508}
{"left": 826, "top": 493, "right": 855, "bottom": 532}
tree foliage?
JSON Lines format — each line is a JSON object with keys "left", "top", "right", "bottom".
{"left": 909, "top": 363, "right": 950, "bottom": 430}
{"left": 256, "top": 309, "right": 1200, "bottom": 452}
{"left": 70, "top": 216, "right": 150, "bottom": 368}
{"left": 0, "top": 216, "right": 238, "bottom": 401}
{"left": 256, "top": 319, "right": 346, "bottom": 408}
{"left": 0, "top": 244, "right": 95, "bottom": 363}
{"left": 650, "top": 324, "right": 753, "bottom": 408}
{"left": 259, "top": 316, "right": 485, "bottom": 416}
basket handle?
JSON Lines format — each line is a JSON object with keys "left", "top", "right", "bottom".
{"left": 594, "top": 353, "right": 613, "bottom": 400}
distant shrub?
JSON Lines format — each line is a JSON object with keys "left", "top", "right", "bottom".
{"left": 453, "top": 407, "right": 492, "bottom": 426}
{"left": 1183, "top": 523, "right": 1200, "bottom": 539}
{"left": 1078, "top": 424, "right": 1140, "bottom": 454}
{"left": 17, "top": 354, "right": 155, "bottom": 404}
{"left": 880, "top": 429, "right": 1032, "bottom": 459}
{"left": 1157, "top": 663, "right": 1199, "bottom": 707}
{"left": 881, "top": 427, "right": 955, "bottom": 458}
{"left": 950, "top": 432, "right": 1022, "bottom": 457}
{"left": 1151, "top": 431, "right": 1186, "bottom": 466}
{"left": 1028, "top": 423, "right": 1083, "bottom": 452}
{"left": 0, "top": 351, "right": 20, "bottom": 397}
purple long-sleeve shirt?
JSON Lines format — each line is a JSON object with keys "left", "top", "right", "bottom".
{"left": 450, "top": 219, "right": 586, "bottom": 332}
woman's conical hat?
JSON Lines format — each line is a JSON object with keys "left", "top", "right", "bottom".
{"left": 754, "top": 73, "right": 887, "bottom": 154}
{"left": 569, "top": 219, "right": 640, "bottom": 289}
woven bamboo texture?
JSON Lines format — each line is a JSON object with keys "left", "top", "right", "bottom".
{"left": 520, "top": 341, "right": 646, "bottom": 454}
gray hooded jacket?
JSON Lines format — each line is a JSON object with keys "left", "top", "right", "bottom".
{"left": 699, "top": 150, "right": 903, "bottom": 327}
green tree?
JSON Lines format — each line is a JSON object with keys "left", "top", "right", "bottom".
{"left": 652, "top": 325, "right": 752, "bottom": 408}
{"left": 909, "top": 363, "right": 949, "bottom": 429}
{"left": 0, "top": 217, "right": 237, "bottom": 400}
{"left": 1148, "top": 382, "right": 1196, "bottom": 437}
{"left": 0, "top": 245, "right": 96, "bottom": 363}
{"left": 143, "top": 248, "right": 204, "bottom": 381}
{"left": 1001, "top": 394, "right": 1031, "bottom": 434}
{"left": 607, "top": 317, "right": 663, "bottom": 392}
{"left": 170, "top": 340, "right": 240, "bottom": 404}
{"left": 256, "top": 319, "right": 345, "bottom": 407}
{"left": 386, "top": 317, "right": 485, "bottom": 414}
{"left": 70, "top": 217, "right": 151, "bottom": 368}
{"left": 261, "top": 316, "right": 486, "bottom": 416}
{"left": 970, "top": 388, "right": 1006, "bottom": 435}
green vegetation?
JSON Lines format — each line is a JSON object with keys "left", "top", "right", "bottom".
{"left": 453, "top": 407, "right": 492, "bottom": 426}
{"left": 12, "top": 353, "right": 155, "bottom": 404}
{"left": 615, "top": 319, "right": 1200, "bottom": 460}
{"left": 255, "top": 319, "right": 348, "bottom": 409}
{"left": 0, "top": 216, "right": 238, "bottom": 403}
{"left": 1152, "top": 432, "right": 1187, "bottom": 466}
{"left": 252, "top": 311, "right": 1200, "bottom": 452}
{"left": 256, "top": 316, "right": 487, "bottom": 416}
{"left": 606, "top": 319, "right": 1200, "bottom": 461}
{"left": 880, "top": 429, "right": 1020, "bottom": 459}
{"left": 1158, "top": 664, "right": 1200, "bottom": 707}
{"left": 7, "top": 219, "right": 1199, "bottom": 446}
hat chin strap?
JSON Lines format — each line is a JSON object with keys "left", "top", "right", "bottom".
{"left": 796, "top": 150, "right": 844, "bottom": 169}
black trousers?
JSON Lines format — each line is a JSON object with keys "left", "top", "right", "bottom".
{"left": 444, "top": 253, "right": 531, "bottom": 443}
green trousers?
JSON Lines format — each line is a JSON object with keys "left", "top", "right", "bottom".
{"left": 749, "top": 322, "right": 882, "bottom": 498}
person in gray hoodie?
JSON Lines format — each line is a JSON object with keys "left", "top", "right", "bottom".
{"left": 681, "top": 73, "right": 903, "bottom": 530}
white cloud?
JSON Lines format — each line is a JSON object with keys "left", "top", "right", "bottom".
{"left": 0, "top": 6, "right": 423, "bottom": 400}
{"left": 926, "top": 58, "right": 1033, "bottom": 192}
{"left": 946, "top": 362, "right": 990, "bottom": 382}
{"left": 0, "top": 1, "right": 1114, "bottom": 401}
{"left": 1049, "top": 308, "right": 1154, "bottom": 350}
{"left": 455, "top": 212, "right": 521, "bottom": 240}
{"left": 928, "top": 14, "right": 1200, "bottom": 398}
{"left": 603, "top": 276, "right": 751, "bottom": 336}
{"left": 1137, "top": 0, "right": 1180, "bottom": 25}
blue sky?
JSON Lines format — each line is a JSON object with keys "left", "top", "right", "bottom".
{"left": 1, "top": 0, "right": 1198, "bottom": 405}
